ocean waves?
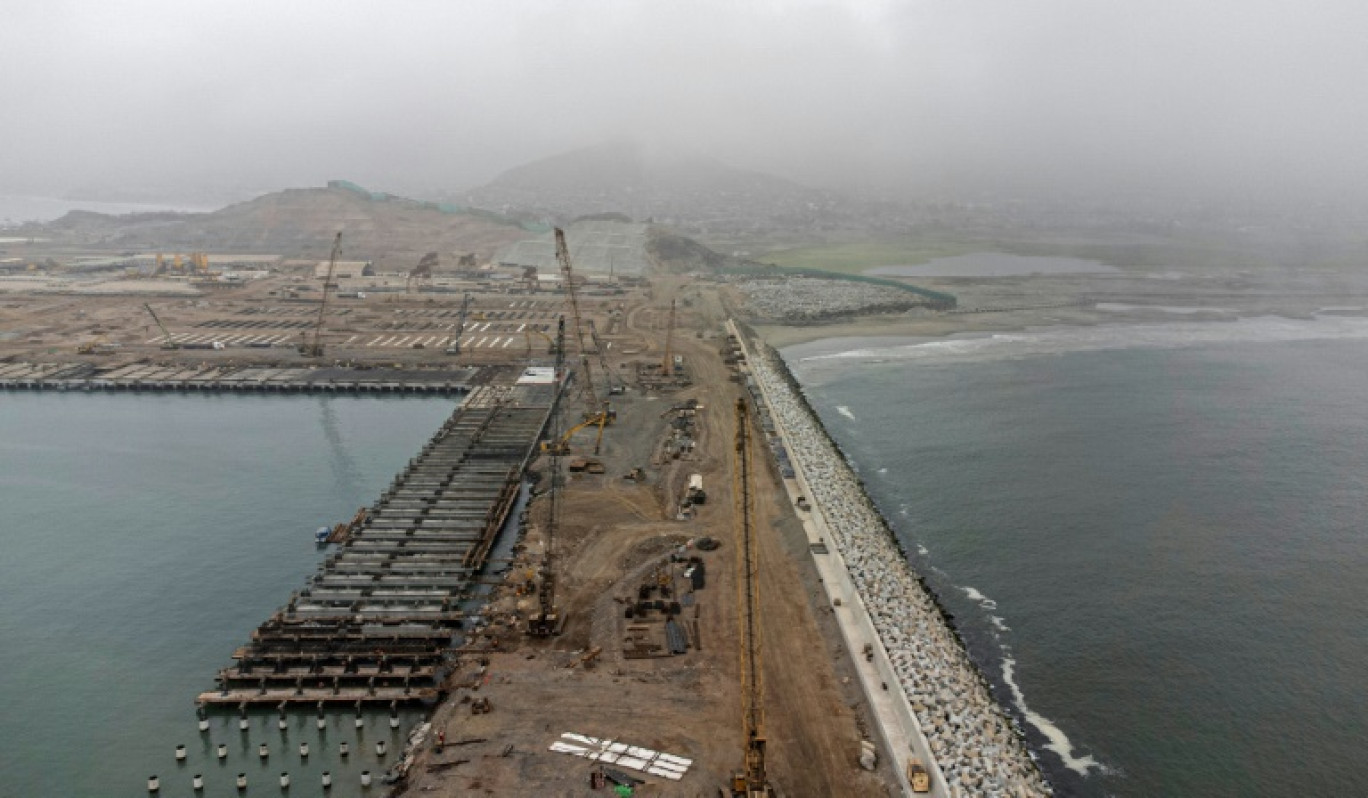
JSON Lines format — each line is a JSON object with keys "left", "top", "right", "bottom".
{"left": 796, "top": 314, "right": 1368, "bottom": 371}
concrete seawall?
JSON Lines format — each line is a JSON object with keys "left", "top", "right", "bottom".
{"left": 730, "top": 321, "right": 1050, "bottom": 798}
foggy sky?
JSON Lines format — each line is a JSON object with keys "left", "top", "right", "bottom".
{"left": 3, "top": 0, "right": 1367, "bottom": 203}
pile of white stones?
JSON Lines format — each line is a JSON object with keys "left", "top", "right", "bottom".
{"left": 749, "top": 345, "right": 1052, "bottom": 797}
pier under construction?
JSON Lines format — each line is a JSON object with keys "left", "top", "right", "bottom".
{"left": 196, "top": 374, "right": 558, "bottom": 711}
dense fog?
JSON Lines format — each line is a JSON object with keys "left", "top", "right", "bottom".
{"left": 4, "top": 1, "right": 1366, "bottom": 204}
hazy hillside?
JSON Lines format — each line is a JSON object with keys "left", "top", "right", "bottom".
{"left": 457, "top": 142, "right": 845, "bottom": 231}
{"left": 33, "top": 184, "right": 534, "bottom": 266}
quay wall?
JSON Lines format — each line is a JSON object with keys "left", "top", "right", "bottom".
{"left": 731, "top": 321, "right": 1050, "bottom": 798}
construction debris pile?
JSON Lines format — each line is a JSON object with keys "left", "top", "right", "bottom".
{"left": 621, "top": 556, "right": 705, "bottom": 659}
{"left": 737, "top": 277, "right": 925, "bottom": 323}
{"left": 746, "top": 344, "right": 1052, "bottom": 798}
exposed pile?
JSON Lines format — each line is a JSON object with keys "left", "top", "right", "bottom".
{"left": 748, "top": 345, "right": 1051, "bottom": 797}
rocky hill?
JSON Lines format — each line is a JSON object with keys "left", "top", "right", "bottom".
{"left": 30, "top": 183, "right": 534, "bottom": 267}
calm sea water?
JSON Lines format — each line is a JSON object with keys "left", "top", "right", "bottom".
{"left": 786, "top": 317, "right": 1368, "bottom": 797}
{"left": 0, "top": 393, "right": 456, "bottom": 798}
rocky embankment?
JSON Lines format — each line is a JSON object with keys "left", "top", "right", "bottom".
{"left": 748, "top": 344, "right": 1051, "bottom": 797}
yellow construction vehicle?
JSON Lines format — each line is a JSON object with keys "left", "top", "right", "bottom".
{"left": 75, "top": 336, "right": 115, "bottom": 355}
{"left": 908, "top": 758, "right": 931, "bottom": 793}
{"left": 523, "top": 326, "right": 557, "bottom": 358}
{"left": 540, "top": 412, "right": 610, "bottom": 456}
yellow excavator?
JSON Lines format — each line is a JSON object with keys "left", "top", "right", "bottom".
{"left": 540, "top": 411, "right": 610, "bottom": 456}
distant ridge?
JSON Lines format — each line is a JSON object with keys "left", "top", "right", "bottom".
{"left": 459, "top": 141, "right": 836, "bottom": 227}
{"left": 32, "top": 184, "right": 532, "bottom": 264}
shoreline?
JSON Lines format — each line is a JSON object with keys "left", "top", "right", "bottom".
{"left": 732, "top": 320, "right": 1051, "bottom": 797}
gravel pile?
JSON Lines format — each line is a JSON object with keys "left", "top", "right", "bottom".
{"left": 748, "top": 345, "right": 1051, "bottom": 797}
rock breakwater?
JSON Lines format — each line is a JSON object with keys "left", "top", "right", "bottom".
{"left": 746, "top": 341, "right": 1051, "bottom": 797}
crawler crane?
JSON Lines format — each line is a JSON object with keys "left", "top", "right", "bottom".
{"left": 554, "top": 227, "right": 611, "bottom": 420}
{"left": 662, "top": 299, "right": 677, "bottom": 376}
{"left": 731, "top": 398, "right": 775, "bottom": 797}
{"left": 143, "top": 303, "right": 179, "bottom": 350}
{"left": 300, "top": 232, "right": 343, "bottom": 358}
{"left": 527, "top": 318, "right": 568, "bottom": 637}
{"left": 444, "top": 293, "right": 472, "bottom": 355}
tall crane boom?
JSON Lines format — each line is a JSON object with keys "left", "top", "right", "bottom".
{"left": 587, "top": 320, "right": 622, "bottom": 395}
{"left": 554, "top": 227, "right": 603, "bottom": 415}
{"left": 662, "top": 299, "right": 677, "bottom": 376}
{"left": 445, "top": 292, "right": 472, "bottom": 355}
{"left": 528, "top": 317, "right": 567, "bottom": 637}
{"left": 731, "top": 398, "right": 774, "bottom": 797}
{"left": 143, "top": 303, "right": 179, "bottom": 350}
{"left": 301, "top": 232, "right": 343, "bottom": 358}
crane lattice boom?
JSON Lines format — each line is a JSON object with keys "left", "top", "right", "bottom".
{"left": 731, "top": 398, "right": 773, "bottom": 797}
{"left": 301, "top": 232, "right": 343, "bottom": 358}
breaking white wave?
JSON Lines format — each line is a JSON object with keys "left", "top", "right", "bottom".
{"left": 1096, "top": 303, "right": 1232, "bottom": 314}
{"left": 1002, "top": 657, "right": 1103, "bottom": 776}
{"left": 835, "top": 405, "right": 857, "bottom": 421}
{"left": 960, "top": 586, "right": 1101, "bottom": 775}
{"left": 798, "top": 315, "right": 1368, "bottom": 367}
{"left": 961, "top": 585, "right": 997, "bottom": 610}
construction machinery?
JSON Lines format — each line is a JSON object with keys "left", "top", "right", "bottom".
{"left": 300, "top": 232, "right": 343, "bottom": 357}
{"left": 540, "top": 412, "right": 610, "bottom": 456}
{"left": 662, "top": 299, "right": 677, "bottom": 376}
{"left": 907, "top": 758, "right": 932, "bottom": 793}
{"left": 406, "top": 252, "right": 438, "bottom": 293}
{"left": 587, "top": 319, "right": 624, "bottom": 395}
{"left": 554, "top": 227, "right": 610, "bottom": 418}
{"left": 444, "top": 292, "right": 472, "bottom": 355}
{"left": 143, "top": 303, "right": 179, "bottom": 350}
{"left": 528, "top": 318, "right": 567, "bottom": 637}
{"left": 523, "top": 326, "right": 557, "bottom": 358}
{"left": 731, "top": 398, "right": 775, "bottom": 798}
{"left": 75, "top": 336, "right": 116, "bottom": 355}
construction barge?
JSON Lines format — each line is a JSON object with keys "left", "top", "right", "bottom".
{"left": 196, "top": 378, "right": 559, "bottom": 712}
{"left": 0, "top": 361, "right": 480, "bottom": 394}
